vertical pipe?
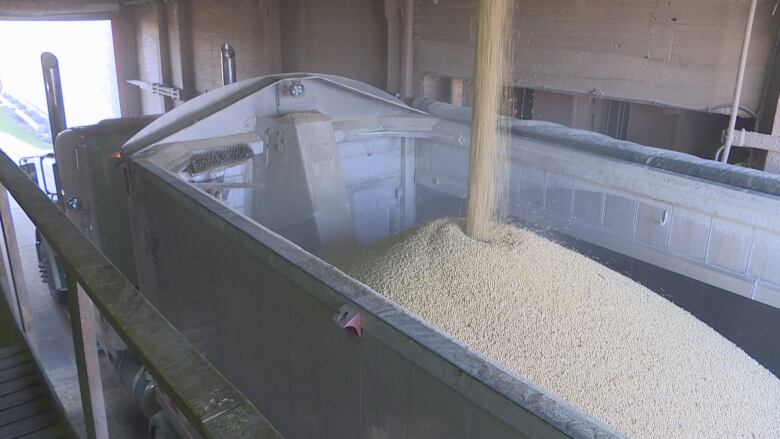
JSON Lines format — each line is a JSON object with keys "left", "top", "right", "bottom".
{"left": 721, "top": 0, "right": 759, "bottom": 163}
{"left": 221, "top": 43, "right": 237, "bottom": 86}
{"left": 400, "top": 0, "right": 414, "bottom": 99}
{"left": 40, "top": 52, "right": 67, "bottom": 143}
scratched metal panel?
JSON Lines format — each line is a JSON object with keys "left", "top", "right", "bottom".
{"left": 468, "top": 403, "right": 527, "bottom": 439}
{"left": 603, "top": 190, "right": 637, "bottom": 238}
{"left": 573, "top": 179, "right": 604, "bottom": 226}
{"left": 668, "top": 210, "right": 711, "bottom": 261}
{"left": 287, "top": 280, "right": 327, "bottom": 438}
{"left": 635, "top": 200, "right": 672, "bottom": 247}
{"left": 407, "top": 365, "right": 470, "bottom": 439}
{"left": 707, "top": 219, "right": 754, "bottom": 274}
{"left": 544, "top": 173, "right": 574, "bottom": 216}
{"left": 359, "top": 333, "right": 411, "bottom": 438}
{"left": 753, "top": 282, "right": 780, "bottom": 309}
{"left": 516, "top": 165, "right": 545, "bottom": 208}
{"left": 748, "top": 230, "right": 780, "bottom": 285}
{"left": 430, "top": 141, "right": 455, "bottom": 180}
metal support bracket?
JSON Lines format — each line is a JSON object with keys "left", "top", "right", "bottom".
{"left": 721, "top": 128, "right": 780, "bottom": 153}
{"left": 126, "top": 79, "right": 198, "bottom": 102}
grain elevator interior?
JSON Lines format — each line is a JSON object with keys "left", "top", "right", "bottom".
{"left": 0, "top": 1, "right": 778, "bottom": 439}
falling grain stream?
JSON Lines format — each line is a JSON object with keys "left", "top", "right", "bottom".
{"left": 465, "top": 0, "right": 513, "bottom": 240}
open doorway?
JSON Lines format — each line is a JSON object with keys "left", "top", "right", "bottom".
{"left": 0, "top": 19, "right": 120, "bottom": 161}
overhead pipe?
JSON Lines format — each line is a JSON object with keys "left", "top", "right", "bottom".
{"left": 720, "top": 0, "right": 759, "bottom": 163}
{"left": 400, "top": 0, "right": 414, "bottom": 99}
{"left": 221, "top": 43, "right": 237, "bottom": 86}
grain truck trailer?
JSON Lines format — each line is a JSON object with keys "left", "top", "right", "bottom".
{"left": 109, "top": 73, "right": 779, "bottom": 438}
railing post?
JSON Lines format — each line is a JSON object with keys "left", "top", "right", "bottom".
{"left": 0, "top": 183, "right": 36, "bottom": 349}
{"left": 69, "top": 276, "right": 109, "bottom": 439}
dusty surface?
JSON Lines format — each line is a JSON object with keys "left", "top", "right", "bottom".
{"left": 336, "top": 218, "right": 780, "bottom": 439}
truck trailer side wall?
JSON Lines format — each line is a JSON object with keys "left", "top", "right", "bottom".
{"left": 124, "top": 157, "right": 620, "bottom": 439}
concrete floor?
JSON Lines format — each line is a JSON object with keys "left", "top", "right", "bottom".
{"left": 9, "top": 200, "right": 148, "bottom": 438}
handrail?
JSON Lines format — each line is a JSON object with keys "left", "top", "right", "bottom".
{"left": 0, "top": 149, "right": 283, "bottom": 438}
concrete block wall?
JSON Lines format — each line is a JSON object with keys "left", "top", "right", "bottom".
{"left": 124, "top": 0, "right": 388, "bottom": 115}
{"left": 130, "top": 0, "right": 280, "bottom": 115}
{"left": 189, "top": 0, "right": 275, "bottom": 93}
{"left": 414, "top": 0, "right": 779, "bottom": 115}
{"left": 279, "top": 0, "right": 387, "bottom": 89}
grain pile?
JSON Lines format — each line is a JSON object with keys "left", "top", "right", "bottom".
{"left": 335, "top": 218, "right": 780, "bottom": 438}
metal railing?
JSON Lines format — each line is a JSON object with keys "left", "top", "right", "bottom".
{"left": 0, "top": 148, "right": 283, "bottom": 438}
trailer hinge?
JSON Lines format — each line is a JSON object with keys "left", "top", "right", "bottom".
{"left": 126, "top": 79, "right": 198, "bottom": 102}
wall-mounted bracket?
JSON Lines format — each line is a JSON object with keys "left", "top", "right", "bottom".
{"left": 721, "top": 128, "right": 780, "bottom": 153}
{"left": 126, "top": 79, "right": 198, "bottom": 102}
